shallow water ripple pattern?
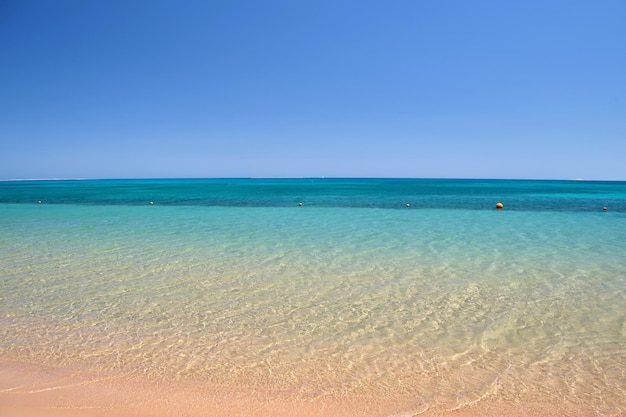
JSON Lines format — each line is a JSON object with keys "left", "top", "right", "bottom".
{"left": 1, "top": 180, "right": 625, "bottom": 414}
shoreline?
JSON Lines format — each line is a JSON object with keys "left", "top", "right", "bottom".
{"left": 0, "top": 359, "right": 601, "bottom": 417}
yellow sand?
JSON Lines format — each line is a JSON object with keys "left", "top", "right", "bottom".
{"left": 0, "top": 360, "right": 596, "bottom": 417}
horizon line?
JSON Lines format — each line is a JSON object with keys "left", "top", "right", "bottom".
{"left": 2, "top": 176, "right": 625, "bottom": 182}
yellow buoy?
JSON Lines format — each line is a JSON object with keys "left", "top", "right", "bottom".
{"left": 495, "top": 202, "right": 504, "bottom": 209}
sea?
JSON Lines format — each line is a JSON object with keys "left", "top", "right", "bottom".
{"left": 1, "top": 178, "right": 625, "bottom": 414}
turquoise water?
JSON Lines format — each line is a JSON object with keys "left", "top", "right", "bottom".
{"left": 2, "top": 178, "right": 625, "bottom": 211}
{"left": 1, "top": 179, "right": 625, "bottom": 413}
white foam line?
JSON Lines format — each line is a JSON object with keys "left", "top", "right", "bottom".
{"left": 51, "top": 405, "right": 102, "bottom": 409}
{"left": 447, "top": 375, "right": 501, "bottom": 412}
{"left": 387, "top": 405, "right": 430, "bottom": 417}
{"left": 9, "top": 374, "right": 125, "bottom": 394}
{"left": 0, "top": 384, "right": 32, "bottom": 393}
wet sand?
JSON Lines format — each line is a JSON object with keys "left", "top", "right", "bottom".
{"left": 0, "top": 360, "right": 599, "bottom": 417}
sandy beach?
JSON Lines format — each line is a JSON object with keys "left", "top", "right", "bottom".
{"left": 1, "top": 360, "right": 601, "bottom": 417}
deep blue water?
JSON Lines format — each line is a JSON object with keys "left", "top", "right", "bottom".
{"left": 1, "top": 178, "right": 625, "bottom": 212}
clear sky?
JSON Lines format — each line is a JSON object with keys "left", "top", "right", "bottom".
{"left": 1, "top": 0, "right": 625, "bottom": 180}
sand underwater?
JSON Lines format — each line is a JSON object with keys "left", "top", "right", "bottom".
{"left": 1, "top": 178, "right": 625, "bottom": 416}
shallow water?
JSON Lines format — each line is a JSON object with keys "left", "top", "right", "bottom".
{"left": 1, "top": 179, "right": 625, "bottom": 413}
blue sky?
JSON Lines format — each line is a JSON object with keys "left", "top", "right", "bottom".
{"left": 1, "top": 0, "right": 625, "bottom": 180}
